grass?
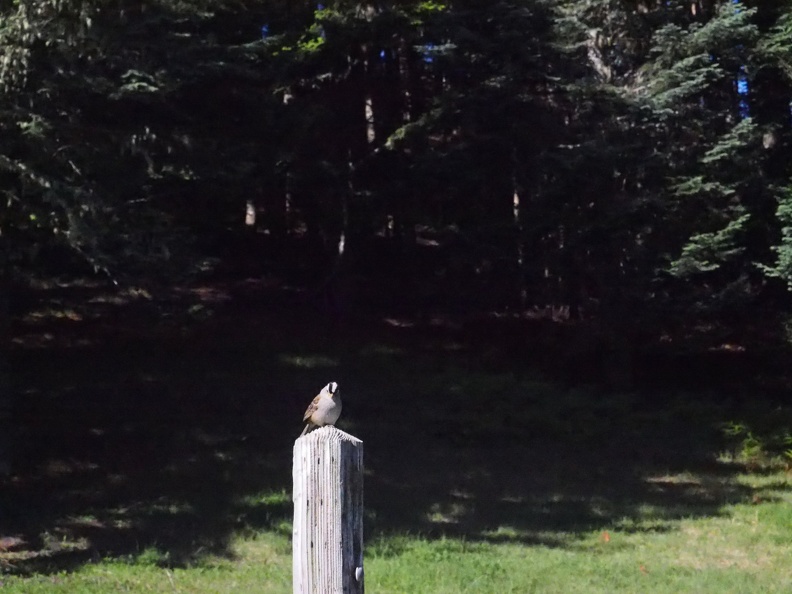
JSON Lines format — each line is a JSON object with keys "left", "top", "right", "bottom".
{"left": 4, "top": 493, "right": 792, "bottom": 593}
{"left": 4, "top": 280, "right": 792, "bottom": 592}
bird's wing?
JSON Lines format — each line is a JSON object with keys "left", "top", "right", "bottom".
{"left": 302, "top": 393, "right": 322, "bottom": 422}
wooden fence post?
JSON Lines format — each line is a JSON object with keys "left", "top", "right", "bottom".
{"left": 293, "top": 426, "right": 364, "bottom": 594}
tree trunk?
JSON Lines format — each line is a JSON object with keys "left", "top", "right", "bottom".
{"left": 0, "top": 234, "right": 11, "bottom": 476}
{"left": 511, "top": 152, "right": 527, "bottom": 310}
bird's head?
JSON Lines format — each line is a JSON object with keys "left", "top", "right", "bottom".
{"left": 325, "top": 382, "right": 339, "bottom": 397}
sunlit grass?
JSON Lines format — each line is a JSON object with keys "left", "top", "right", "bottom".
{"left": 3, "top": 466, "right": 791, "bottom": 593}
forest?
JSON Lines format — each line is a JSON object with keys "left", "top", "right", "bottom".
{"left": 3, "top": 0, "right": 791, "bottom": 337}
{"left": 3, "top": 0, "right": 792, "bottom": 592}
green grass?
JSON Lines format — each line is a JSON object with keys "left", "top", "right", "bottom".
{"left": 5, "top": 285, "right": 792, "bottom": 592}
{"left": 4, "top": 489, "right": 792, "bottom": 593}
{"left": 0, "top": 539, "right": 292, "bottom": 593}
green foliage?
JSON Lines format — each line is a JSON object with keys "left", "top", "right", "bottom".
{"left": 0, "top": 0, "right": 289, "bottom": 280}
{"left": 757, "top": 11, "right": 792, "bottom": 78}
{"left": 721, "top": 420, "right": 792, "bottom": 466}
{"left": 0, "top": 0, "right": 791, "bottom": 343}
{"left": 761, "top": 186, "right": 792, "bottom": 290}
{"left": 699, "top": 118, "right": 761, "bottom": 166}
{"left": 669, "top": 214, "right": 749, "bottom": 277}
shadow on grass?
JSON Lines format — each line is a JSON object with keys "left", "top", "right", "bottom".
{"left": 4, "top": 281, "right": 790, "bottom": 574}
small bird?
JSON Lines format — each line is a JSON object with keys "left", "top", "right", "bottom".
{"left": 300, "top": 382, "right": 342, "bottom": 437}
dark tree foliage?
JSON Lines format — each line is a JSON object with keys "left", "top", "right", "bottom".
{"left": 3, "top": 0, "right": 792, "bottom": 345}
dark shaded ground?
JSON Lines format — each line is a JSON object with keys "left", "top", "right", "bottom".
{"left": 3, "top": 278, "right": 791, "bottom": 574}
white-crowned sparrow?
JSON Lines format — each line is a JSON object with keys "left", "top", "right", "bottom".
{"left": 299, "top": 382, "right": 342, "bottom": 436}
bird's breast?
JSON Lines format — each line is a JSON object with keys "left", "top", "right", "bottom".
{"left": 315, "top": 397, "right": 342, "bottom": 424}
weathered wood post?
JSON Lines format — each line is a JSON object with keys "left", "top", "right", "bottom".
{"left": 293, "top": 426, "right": 364, "bottom": 594}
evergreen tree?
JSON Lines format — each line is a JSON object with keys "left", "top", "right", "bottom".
{"left": 2, "top": 0, "right": 792, "bottom": 349}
